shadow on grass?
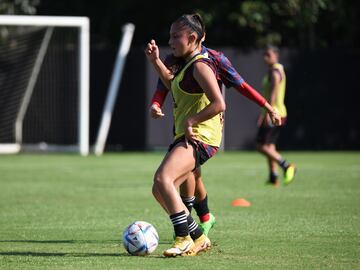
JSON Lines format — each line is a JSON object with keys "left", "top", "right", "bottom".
{"left": 0, "top": 239, "right": 172, "bottom": 259}
{"left": 0, "top": 251, "right": 181, "bottom": 259}
{"left": 0, "top": 251, "right": 126, "bottom": 257}
{"left": 0, "top": 240, "right": 118, "bottom": 244}
{"left": 0, "top": 251, "right": 171, "bottom": 259}
{"left": 0, "top": 240, "right": 172, "bottom": 244}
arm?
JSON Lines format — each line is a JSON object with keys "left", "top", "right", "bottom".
{"left": 235, "top": 82, "right": 266, "bottom": 107}
{"left": 218, "top": 55, "right": 281, "bottom": 125}
{"left": 151, "top": 87, "right": 168, "bottom": 108}
{"left": 149, "top": 88, "right": 167, "bottom": 118}
{"left": 264, "top": 101, "right": 281, "bottom": 126}
{"left": 149, "top": 78, "right": 170, "bottom": 118}
{"left": 217, "top": 53, "right": 266, "bottom": 106}
{"left": 184, "top": 62, "right": 226, "bottom": 142}
{"left": 145, "top": 40, "right": 172, "bottom": 118}
{"left": 236, "top": 82, "right": 281, "bottom": 126}
{"left": 150, "top": 55, "right": 175, "bottom": 109}
{"left": 144, "top": 39, "right": 173, "bottom": 90}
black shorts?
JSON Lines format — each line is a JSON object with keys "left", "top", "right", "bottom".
{"left": 167, "top": 136, "right": 219, "bottom": 170}
{"left": 256, "top": 125, "right": 282, "bottom": 145}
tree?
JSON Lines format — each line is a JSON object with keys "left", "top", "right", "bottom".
{"left": 0, "top": 0, "right": 40, "bottom": 15}
{"left": 33, "top": 0, "right": 359, "bottom": 49}
{"left": 200, "top": 0, "right": 331, "bottom": 48}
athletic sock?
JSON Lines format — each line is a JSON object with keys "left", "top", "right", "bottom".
{"left": 270, "top": 172, "right": 278, "bottom": 183}
{"left": 170, "top": 210, "right": 188, "bottom": 237}
{"left": 181, "top": 196, "right": 195, "bottom": 213}
{"left": 193, "top": 195, "right": 210, "bottom": 222}
{"left": 187, "top": 215, "right": 203, "bottom": 240}
{"left": 279, "top": 158, "right": 290, "bottom": 171}
{"left": 199, "top": 213, "right": 210, "bottom": 222}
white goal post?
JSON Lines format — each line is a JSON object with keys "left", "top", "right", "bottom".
{"left": 94, "top": 23, "right": 135, "bottom": 156}
{"left": 0, "top": 15, "right": 89, "bottom": 156}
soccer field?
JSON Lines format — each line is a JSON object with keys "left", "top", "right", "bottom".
{"left": 0, "top": 152, "right": 359, "bottom": 269}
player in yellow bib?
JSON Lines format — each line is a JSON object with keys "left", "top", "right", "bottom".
{"left": 172, "top": 54, "right": 223, "bottom": 147}
{"left": 145, "top": 14, "right": 225, "bottom": 257}
{"left": 262, "top": 62, "right": 287, "bottom": 118}
{"left": 257, "top": 45, "right": 296, "bottom": 186}
{"left": 149, "top": 14, "right": 281, "bottom": 239}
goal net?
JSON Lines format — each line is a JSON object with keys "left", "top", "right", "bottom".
{"left": 0, "top": 15, "right": 89, "bottom": 155}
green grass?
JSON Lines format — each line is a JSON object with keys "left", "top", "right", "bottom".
{"left": 0, "top": 152, "right": 359, "bottom": 269}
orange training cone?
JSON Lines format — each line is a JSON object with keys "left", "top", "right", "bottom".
{"left": 231, "top": 198, "right": 251, "bottom": 207}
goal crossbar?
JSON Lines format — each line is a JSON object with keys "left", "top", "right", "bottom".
{"left": 0, "top": 15, "right": 89, "bottom": 27}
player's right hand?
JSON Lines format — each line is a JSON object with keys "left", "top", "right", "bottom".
{"left": 150, "top": 104, "right": 165, "bottom": 119}
{"left": 268, "top": 109, "right": 281, "bottom": 126}
{"left": 144, "top": 39, "right": 159, "bottom": 62}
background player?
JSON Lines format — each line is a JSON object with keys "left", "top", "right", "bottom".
{"left": 256, "top": 44, "right": 296, "bottom": 186}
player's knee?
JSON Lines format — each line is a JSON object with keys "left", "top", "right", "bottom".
{"left": 153, "top": 171, "right": 170, "bottom": 189}
{"left": 152, "top": 174, "right": 166, "bottom": 200}
{"left": 257, "top": 144, "right": 266, "bottom": 153}
{"left": 258, "top": 144, "right": 272, "bottom": 154}
{"left": 153, "top": 173, "right": 162, "bottom": 188}
{"left": 152, "top": 184, "right": 160, "bottom": 199}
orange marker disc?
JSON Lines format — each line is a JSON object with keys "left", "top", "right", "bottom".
{"left": 231, "top": 198, "right": 251, "bottom": 207}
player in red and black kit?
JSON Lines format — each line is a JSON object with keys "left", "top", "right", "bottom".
{"left": 150, "top": 21, "right": 281, "bottom": 237}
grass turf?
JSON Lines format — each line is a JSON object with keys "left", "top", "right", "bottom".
{"left": 0, "top": 152, "right": 359, "bottom": 269}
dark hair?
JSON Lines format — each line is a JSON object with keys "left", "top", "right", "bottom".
{"left": 174, "top": 13, "right": 205, "bottom": 44}
{"left": 265, "top": 44, "right": 280, "bottom": 54}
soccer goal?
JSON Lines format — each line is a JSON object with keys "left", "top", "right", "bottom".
{"left": 0, "top": 15, "right": 89, "bottom": 155}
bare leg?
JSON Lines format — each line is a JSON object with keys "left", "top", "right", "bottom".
{"left": 153, "top": 142, "right": 205, "bottom": 256}
{"left": 178, "top": 166, "right": 211, "bottom": 217}
{"left": 257, "top": 142, "right": 284, "bottom": 184}
{"left": 178, "top": 167, "right": 207, "bottom": 202}
{"left": 152, "top": 142, "right": 196, "bottom": 215}
{"left": 193, "top": 167, "right": 207, "bottom": 203}
{"left": 179, "top": 172, "right": 196, "bottom": 198}
{"left": 268, "top": 144, "right": 278, "bottom": 173}
{"left": 153, "top": 171, "right": 194, "bottom": 214}
{"left": 257, "top": 143, "right": 282, "bottom": 163}
{"left": 152, "top": 187, "right": 170, "bottom": 213}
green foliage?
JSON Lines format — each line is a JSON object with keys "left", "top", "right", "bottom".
{"left": 207, "top": 0, "right": 332, "bottom": 47}
{"left": 0, "top": 152, "right": 359, "bottom": 269}
{"left": 22, "top": 0, "right": 360, "bottom": 48}
{"left": 231, "top": 1, "right": 270, "bottom": 32}
{"left": 0, "top": 0, "right": 40, "bottom": 15}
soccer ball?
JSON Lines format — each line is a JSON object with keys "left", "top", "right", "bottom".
{"left": 122, "top": 221, "right": 159, "bottom": 256}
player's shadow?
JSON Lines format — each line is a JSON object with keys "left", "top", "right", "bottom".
{"left": 0, "top": 239, "right": 172, "bottom": 258}
{"left": 0, "top": 251, "right": 127, "bottom": 257}
{"left": 0, "top": 239, "right": 118, "bottom": 244}
{"left": 0, "top": 239, "right": 123, "bottom": 257}
{"left": 0, "top": 251, "right": 168, "bottom": 259}
{"left": 0, "top": 240, "right": 172, "bottom": 244}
